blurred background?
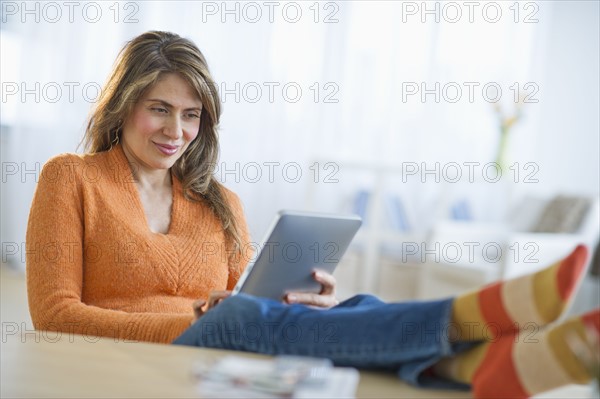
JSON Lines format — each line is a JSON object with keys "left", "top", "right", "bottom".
{"left": 1, "top": 1, "right": 599, "bottom": 317}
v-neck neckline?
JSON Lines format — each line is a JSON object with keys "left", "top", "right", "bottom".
{"left": 111, "top": 144, "right": 180, "bottom": 237}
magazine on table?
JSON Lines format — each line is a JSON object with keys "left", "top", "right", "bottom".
{"left": 192, "top": 355, "right": 360, "bottom": 398}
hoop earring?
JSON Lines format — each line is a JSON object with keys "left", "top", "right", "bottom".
{"left": 109, "top": 133, "right": 120, "bottom": 150}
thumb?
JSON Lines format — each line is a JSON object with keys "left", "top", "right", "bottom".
{"left": 192, "top": 299, "right": 207, "bottom": 319}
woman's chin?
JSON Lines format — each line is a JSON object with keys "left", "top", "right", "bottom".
{"left": 142, "top": 156, "right": 177, "bottom": 171}
{"left": 154, "top": 160, "right": 177, "bottom": 170}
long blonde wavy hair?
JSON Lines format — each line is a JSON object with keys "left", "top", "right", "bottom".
{"left": 82, "top": 30, "right": 242, "bottom": 251}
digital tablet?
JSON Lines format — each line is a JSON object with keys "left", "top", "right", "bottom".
{"left": 231, "top": 210, "right": 362, "bottom": 301}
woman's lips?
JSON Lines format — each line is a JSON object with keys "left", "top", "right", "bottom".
{"left": 154, "top": 142, "right": 179, "bottom": 156}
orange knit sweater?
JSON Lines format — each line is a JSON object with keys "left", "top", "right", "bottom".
{"left": 26, "top": 144, "right": 250, "bottom": 343}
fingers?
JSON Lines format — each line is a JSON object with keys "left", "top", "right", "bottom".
{"left": 285, "top": 291, "right": 339, "bottom": 308}
{"left": 313, "top": 270, "right": 337, "bottom": 295}
{"left": 192, "top": 291, "right": 232, "bottom": 323}
{"left": 192, "top": 299, "right": 206, "bottom": 320}
{"left": 284, "top": 270, "right": 339, "bottom": 308}
{"left": 207, "top": 290, "right": 231, "bottom": 309}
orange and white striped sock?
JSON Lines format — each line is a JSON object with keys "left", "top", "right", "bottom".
{"left": 435, "top": 308, "right": 600, "bottom": 399}
{"left": 451, "top": 245, "right": 588, "bottom": 341}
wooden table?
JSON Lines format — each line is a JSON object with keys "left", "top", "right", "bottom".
{"left": 1, "top": 331, "right": 473, "bottom": 398}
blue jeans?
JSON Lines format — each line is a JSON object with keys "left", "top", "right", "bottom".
{"left": 173, "top": 294, "right": 474, "bottom": 390}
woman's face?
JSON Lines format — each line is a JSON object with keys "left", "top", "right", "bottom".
{"left": 121, "top": 73, "right": 202, "bottom": 173}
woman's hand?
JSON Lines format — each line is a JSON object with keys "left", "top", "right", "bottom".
{"left": 284, "top": 270, "right": 339, "bottom": 308}
{"left": 191, "top": 270, "right": 339, "bottom": 326}
{"left": 191, "top": 290, "right": 231, "bottom": 323}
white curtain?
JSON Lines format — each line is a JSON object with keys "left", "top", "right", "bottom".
{"left": 2, "top": 1, "right": 598, "bottom": 267}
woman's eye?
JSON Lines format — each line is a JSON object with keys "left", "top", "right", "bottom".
{"left": 151, "top": 107, "right": 167, "bottom": 113}
{"left": 186, "top": 113, "right": 201, "bottom": 119}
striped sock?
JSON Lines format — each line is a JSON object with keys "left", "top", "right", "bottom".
{"left": 435, "top": 309, "right": 600, "bottom": 399}
{"left": 451, "top": 245, "right": 588, "bottom": 341}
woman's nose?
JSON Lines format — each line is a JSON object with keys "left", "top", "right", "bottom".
{"left": 163, "top": 116, "right": 183, "bottom": 139}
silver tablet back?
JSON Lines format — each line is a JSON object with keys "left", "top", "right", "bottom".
{"left": 232, "top": 210, "right": 362, "bottom": 301}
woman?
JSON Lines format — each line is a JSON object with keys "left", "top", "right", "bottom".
{"left": 27, "top": 31, "right": 599, "bottom": 398}
{"left": 27, "top": 30, "right": 338, "bottom": 343}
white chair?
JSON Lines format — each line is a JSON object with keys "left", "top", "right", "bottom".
{"left": 416, "top": 196, "right": 600, "bottom": 300}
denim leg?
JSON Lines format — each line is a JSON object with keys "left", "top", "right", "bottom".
{"left": 173, "top": 294, "right": 473, "bottom": 389}
{"left": 334, "top": 294, "right": 386, "bottom": 308}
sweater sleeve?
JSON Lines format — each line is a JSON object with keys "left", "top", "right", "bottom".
{"left": 224, "top": 191, "right": 253, "bottom": 290}
{"left": 26, "top": 155, "right": 193, "bottom": 344}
